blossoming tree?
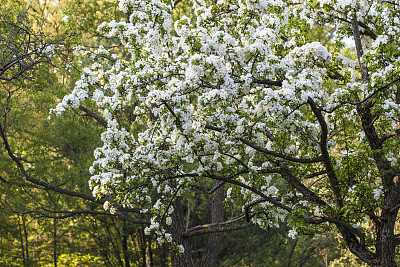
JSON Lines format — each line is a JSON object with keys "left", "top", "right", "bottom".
{"left": 54, "top": 0, "right": 400, "bottom": 265}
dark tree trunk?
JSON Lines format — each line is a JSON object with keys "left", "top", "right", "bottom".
{"left": 201, "top": 182, "right": 225, "bottom": 267}
{"left": 375, "top": 202, "right": 399, "bottom": 267}
{"left": 22, "top": 216, "right": 30, "bottom": 266}
{"left": 170, "top": 198, "right": 194, "bottom": 267}
{"left": 160, "top": 242, "right": 167, "bottom": 267}
{"left": 17, "top": 217, "right": 26, "bottom": 266}
{"left": 140, "top": 227, "right": 147, "bottom": 267}
{"left": 122, "top": 221, "right": 131, "bottom": 267}
{"left": 53, "top": 218, "right": 58, "bottom": 267}
{"left": 287, "top": 238, "right": 298, "bottom": 267}
{"left": 148, "top": 236, "right": 154, "bottom": 267}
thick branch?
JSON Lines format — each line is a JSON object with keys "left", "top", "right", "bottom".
{"left": 184, "top": 214, "right": 252, "bottom": 237}
{"left": 278, "top": 161, "right": 331, "bottom": 209}
{"left": 210, "top": 173, "right": 293, "bottom": 213}
{"left": 333, "top": 15, "right": 377, "bottom": 40}
{"left": 380, "top": 128, "right": 400, "bottom": 144}
{"left": 308, "top": 97, "right": 342, "bottom": 208}
{"left": 184, "top": 223, "right": 253, "bottom": 237}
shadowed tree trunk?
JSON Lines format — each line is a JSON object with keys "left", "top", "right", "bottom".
{"left": 122, "top": 221, "right": 131, "bottom": 267}
{"left": 22, "top": 216, "right": 30, "bottom": 267}
{"left": 170, "top": 198, "right": 194, "bottom": 267}
{"left": 53, "top": 218, "right": 57, "bottom": 267}
{"left": 17, "top": 216, "right": 26, "bottom": 266}
{"left": 201, "top": 182, "right": 225, "bottom": 267}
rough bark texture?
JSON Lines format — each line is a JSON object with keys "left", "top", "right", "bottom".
{"left": 170, "top": 198, "right": 194, "bottom": 267}
{"left": 201, "top": 182, "right": 225, "bottom": 267}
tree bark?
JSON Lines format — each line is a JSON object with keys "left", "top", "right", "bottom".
{"left": 53, "top": 218, "right": 57, "bottom": 267}
{"left": 376, "top": 214, "right": 397, "bottom": 267}
{"left": 201, "top": 182, "right": 225, "bottom": 267}
{"left": 122, "top": 221, "right": 131, "bottom": 267}
{"left": 170, "top": 198, "right": 194, "bottom": 267}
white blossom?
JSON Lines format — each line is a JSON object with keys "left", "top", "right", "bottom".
{"left": 373, "top": 186, "right": 384, "bottom": 200}
{"left": 288, "top": 229, "right": 298, "bottom": 239}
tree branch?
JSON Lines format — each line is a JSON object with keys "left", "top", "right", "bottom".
{"left": 252, "top": 77, "right": 283, "bottom": 87}
{"left": 0, "top": 122, "right": 146, "bottom": 214}
{"left": 238, "top": 137, "right": 323, "bottom": 164}
{"left": 184, "top": 214, "right": 252, "bottom": 237}
{"left": 78, "top": 105, "right": 108, "bottom": 127}
{"left": 308, "top": 97, "right": 342, "bottom": 208}
{"left": 278, "top": 161, "right": 331, "bottom": 209}
{"left": 0, "top": 197, "right": 149, "bottom": 223}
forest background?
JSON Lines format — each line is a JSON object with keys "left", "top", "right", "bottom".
{"left": 0, "top": 0, "right": 398, "bottom": 266}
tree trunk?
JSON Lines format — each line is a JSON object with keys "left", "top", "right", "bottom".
{"left": 375, "top": 205, "right": 398, "bottom": 266}
{"left": 17, "top": 217, "right": 26, "bottom": 266}
{"left": 53, "top": 218, "right": 58, "bottom": 267}
{"left": 160, "top": 242, "right": 167, "bottom": 267}
{"left": 170, "top": 198, "right": 194, "bottom": 267}
{"left": 22, "top": 216, "right": 30, "bottom": 266}
{"left": 201, "top": 182, "right": 225, "bottom": 267}
{"left": 287, "top": 238, "right": 298, "bottom": 267}
{"left": 148, "top": 236, "right": 154, "bottom": 266}
{"left": 140, "top": 227, "right": 147, "bottom": 267}
{"left": 122, "top": 221, "right": 131, "bottom": 267}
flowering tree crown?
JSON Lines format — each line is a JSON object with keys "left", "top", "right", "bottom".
{"left": 54, "top": 0, "right": 400, "bottom": 265}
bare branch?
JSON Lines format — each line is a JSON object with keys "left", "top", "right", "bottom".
{"left": 0, "top": 122, "right": 146, "bottom": 215}
{"left": 0, "top": 198, "right": 149, "bottom": 223}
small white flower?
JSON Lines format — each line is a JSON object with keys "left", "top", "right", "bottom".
{"left": 165, "top": 233, "right": 172, "bottom": 243}
{"left": 316, "top": 205, "right": 324, "bottom": 216}
{"left": 288, "top": 229, "right": 298, "bottom": 239}
{"left": 373, "top": 186, "right": 384, "bottom": 200}
{"left": 110, "top": 206, "right": 116, "bottom": 214}
{"left": 177, "top": 245, "right": 185, "bottom": 253}
{"left": 62, "top": 15, "right": 69, "bottom": 23}
{"left": 103, "top": 201, "right": 109, "bottom": 211}
{"left": 144, "top": 227, "right": 151, "bottom": 235}
{"left": 42, "top": 44, "right": 55, "bottom": 54}
{"left": 298, "top": 200, "right": 309, "bottom": 207}
{"left": 226, "top": 187, "right": 233, "bottom": 199}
